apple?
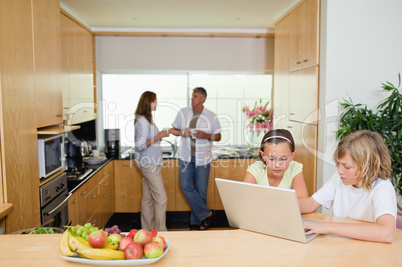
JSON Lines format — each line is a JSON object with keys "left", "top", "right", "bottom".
{"left": 88, "top": 230, "right": 108, "bottom": 248}
{"left": 150, "top": 229, "right": 158, "bottom": 237}
{"left": 119, "top": 236, "right": 134, "bottom": 251}
{"left": 124, "top": 242, "right": 144, "bottom": 259}
{"left": 134, "top": 229, "right": 153, "bottom": 246}
{"left": 128, "top": 229, "right": 138, "bottom": 239}
{"left": 144, "top": 241, "right": 163, "bottom": 259}
{"left": 109, "top": 233, "right": 122, "bottom": 243}
{"left": 153, "top": 236, "right": 166, "bottom": 250}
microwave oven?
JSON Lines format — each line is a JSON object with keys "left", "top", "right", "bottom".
{"left": 38, "top": 134, "right": 64, "bottom": 179}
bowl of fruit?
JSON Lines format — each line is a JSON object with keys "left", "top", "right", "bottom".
{"left": 59, "top": 223, "right": 169, "bottom": 265}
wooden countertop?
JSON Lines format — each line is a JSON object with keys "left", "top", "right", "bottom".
{"left": 0, "top": 213, "right": 401, "bottom": 267}
{"left": 0, "top": 203, "right": 13, "bottom": 220}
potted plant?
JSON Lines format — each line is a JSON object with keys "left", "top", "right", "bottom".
{"left": 336, "top": 74, "right": 402, "bottom": 211}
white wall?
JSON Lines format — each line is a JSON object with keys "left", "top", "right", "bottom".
{"left": 96, "top": 36, "right": 274, "bottom": 71}
{"left": 318, "top": 0, "right": 402, "bottom": 211}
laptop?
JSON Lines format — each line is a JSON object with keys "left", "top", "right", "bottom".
{"left": 215, "top": 178, "right": 319, "bottom": 243}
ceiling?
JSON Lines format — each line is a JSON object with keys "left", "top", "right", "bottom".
{"left": 60, "top": 0, "right": 299, "bottom": 33}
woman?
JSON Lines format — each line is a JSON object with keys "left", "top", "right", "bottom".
{"left": 134, "top": 91, "right": 171, "bottom": 231}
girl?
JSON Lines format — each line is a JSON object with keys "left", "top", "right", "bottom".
{"left": 300, "top": 130, "right": 397, "bottom": 243}
{"left": 243, "top": 129, "right": 309, "bottom": 198}
{"left": 134, "top": 91, "right": 172, "bottom": 231}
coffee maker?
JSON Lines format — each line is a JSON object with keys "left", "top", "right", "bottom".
{"left": 105, "top": 129, "right": 120, "bottom": 159}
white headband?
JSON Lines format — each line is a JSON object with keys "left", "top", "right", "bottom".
{"left": 263, "top": 136, "right": 293, "bottom": 144}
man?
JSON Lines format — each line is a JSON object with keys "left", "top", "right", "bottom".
{"left": 171, "top": 87, "right": 221, "bottom": 230}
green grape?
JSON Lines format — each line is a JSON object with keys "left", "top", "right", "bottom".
{"left": 89, "top": 227, "right": 98, "bottom": 232}
{"left": 85, "top": 235, "right": 89, "bottom": 241}
{"left": 76, "top": 227, "right": 83, "bottom": 236}
{"left": 81, "top": 230, "right": 88, "bottom": 239}
{"left": 84, "top": 223, "right": 92, "bottom": 229}
{"left": 107, "top": 237, "right": 112, "bottom": 243}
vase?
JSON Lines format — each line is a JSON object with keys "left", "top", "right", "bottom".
{"left": 244, "top": 126, "right": 268, "bottom": 152}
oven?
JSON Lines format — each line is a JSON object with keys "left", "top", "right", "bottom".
{"left": 39, "top": 172, "right": 71, "bottom": 228}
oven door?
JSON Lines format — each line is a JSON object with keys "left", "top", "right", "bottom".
{"left": 41, "top": 190, "right": 71, "bottom": 228}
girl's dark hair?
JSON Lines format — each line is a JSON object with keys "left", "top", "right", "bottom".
{"left": 134, "top": 91, "right": 156, "bottom": 124}
{"left": 259, "top": 129, "right": 295, "bottom": 162}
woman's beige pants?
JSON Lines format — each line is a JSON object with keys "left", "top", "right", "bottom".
{"left": 139, "top": 165, "right": 168, "bottom": 231}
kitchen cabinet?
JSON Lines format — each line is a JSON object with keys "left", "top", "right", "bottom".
{"left": 289, "top": 0, "right": 319, "bottom": 71}
{"left": 284, "top": 121, "right": 317, "bottom": 196}
{"left": 114, "top": 160, "right": 142, "bottom": 213}
{"left": 33, "top": 0, "right": 64, "bottom": 128}
{"left": 273, "top": 0, "right": 320, "bottom": 196}
{"left": 114, "top": 158, "right": 257, "bottom": 213}
{"left": 289, "top": 66, "right": 319, "bottom": 124}
{"left": 161, "top": 160, "right": 179, "bottom": 211}
{"left": 60, "top": 12, "right": 96, "bottom": 125}
{"left": 0, "top": 0, "right": 41, "bottom": 233}
{"left": 213, "top": 158, "right": 258, "bottom": 210}
{"left": 68, "top": 162, "right": 114, "bottom": 228}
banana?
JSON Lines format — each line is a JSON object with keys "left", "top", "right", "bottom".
{"left": 76, "top": 248, "right": 125, "bottom": 260}
{"left": 59, "top": 230, "right": 77, "bottom": 257}
{"left": 68, "top": 229, "right": 92, "bottom": 252}
{"left": 104, "top": 241, "right": 120, "bottom": 250}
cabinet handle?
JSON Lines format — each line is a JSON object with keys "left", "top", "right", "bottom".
{"left": 102, "top": 171, "right": 107, "bottom": 175}
{"left": 103, "top": 204, "right": 107, "bottom": 208}
{"left": 290, "top": 112, "right": 295, "bottom": 115}
{"left": 303, "top": 59, "right": 308, "bottom": 62}
{"left": 102, "top": 193, "right": 107, "bottom": 197}
{"left": 70, "top": 199, "right": 78, "bottom": 204}
{"left": 56, "top": 114, "right": 63, "bottom": 117}
{"left": 91, "top": 194, "right": 96, "bottom": 199}
{"left": 296, "top": 61, "right": 302, "bottom": 64}
{"left": 103, "top": 182, "right": 108, "bottom": 186}
{"left": 287, "top": 126, "right": 293, "bottom": 129}
{"left": 80, "top": 191, "right": 86, "bottom": 196}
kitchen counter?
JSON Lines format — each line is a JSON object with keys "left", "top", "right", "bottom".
{"left": 67, "top": 159, "right": 113, "bottom": 193}
{"left": 1, "top": 213, "right": 401, "bottom": 266}
{"left": 0, "top": 203, "right": 13, "bottom": 220}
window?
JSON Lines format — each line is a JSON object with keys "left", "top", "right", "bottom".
{"left": 99, "top": 72, "right": 272, "bottom": 150}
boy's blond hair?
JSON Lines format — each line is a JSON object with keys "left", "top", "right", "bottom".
{"left": 333, "top": 130, "right": 392, "bottom": 190}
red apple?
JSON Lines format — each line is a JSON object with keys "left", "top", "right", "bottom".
{"left": 144, "top": 241, "right": 163, "bottom": 259}
{"left": 128, "top": 229, "right": 138, "bottom": 239}
{"left": 134, "top": 229, "right": 153, "bottom": 247}
{"left": 88, "top": 230, "right": 108, "bottom": 248}
{"left": 124, "top": 242, "right": 144, "bottom": 259}
{"left": 150, "top": 229, "right": 158, "bottom": 237}
{"left": 153, "top": 236, "right": 166, "bottom": 250}
{"left": 119, "top": 236, "right": 134, "bottom": 251}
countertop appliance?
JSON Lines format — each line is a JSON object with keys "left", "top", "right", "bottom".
{"left": 105, "top": 129, "right": 120, "bottom": 159}
{"left": 39, "top": 172, "right": 70, "bottom": 228}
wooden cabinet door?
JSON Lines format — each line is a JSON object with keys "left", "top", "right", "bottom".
{"left": 161, "top": 160, "right": 178, "bottom": 211}
{"left": 289, "top": 0, "right": 319, "bottom": 71}
{"left": 284, "top": 121, "right": 317, "bottom": 196}
{"left": 114, "top": 160, "right": 142, "bottom": 212}
{"left": 301, "top": 0, "right": 319, "bottom": 70}
{"left": 289, "top": 66, "right": 319, "bottom": 124}
{"left": 273, "top": 16, "right": 291, "bottom": 128}
{"left": 33, "top": 0, "right": 63, "bottom": 128}
{"left": 60, "top": 13, "right": 96, "bottom": 125}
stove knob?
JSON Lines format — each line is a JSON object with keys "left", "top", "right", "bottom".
{"left": 55, "top": 186, "right": 61, "bottom": 192}
{"left": 60, "top": 183, "right": 65, "bottom": 189}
